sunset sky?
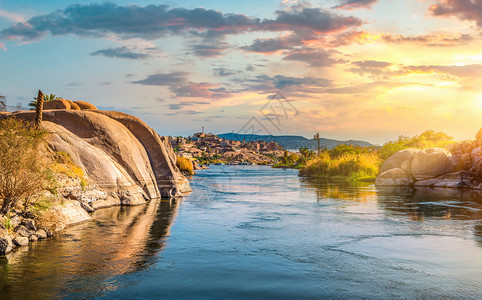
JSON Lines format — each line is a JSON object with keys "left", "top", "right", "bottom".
{"left": 0, "top": 0, "right": 481, "bottom": 144}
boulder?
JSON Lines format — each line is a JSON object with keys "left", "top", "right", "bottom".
{"left": 414, "top": 172, "right": 468, "bottom": 188}
{"left": 80, "top": 202, "right": 94, "bottom": 213}
{"left": 15, "top": 225, "right": 31, "bottom": 237}
{"left": 376, "top": 168, "right": 414, "bottom": 186}
{"left": 10, "top": 215, "right": 21, "bottom": 228}
{"left": 29, "top": 235, "right": 38, "bottom": 242}
{"left": 380, "top": 148, "right": 419, "bottom": 174}
{"left": 74, "top": 101, "right": 97, "bottom": 110}
{"left": 43, "top": 99, "right": 81, "bottom": 110}
{"left": 2, "top": 108, "right": 190, "bottom": 208}
{"left": 13, "top": 236, "right": 29, "bottom": 247}
{"left": 54, "top": 200, "right": 91, "bottom": 227}
{"left": 0, "top": 229, "right": 13, "bottom": 255}
{"left": 411, "top": 148, "right": 455, "bottom": 181}
{"left": 35, "top": 229, "right": 47, "bottom": 239}
{"left": 22, "top": 219, "right": 37, "bottom": 231}
{"left": 93, "top": 110, "right": 191, "bottom": 197}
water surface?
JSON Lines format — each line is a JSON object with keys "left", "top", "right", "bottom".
{"left": 1, "top": 166, "right": 482, "bottom": 299}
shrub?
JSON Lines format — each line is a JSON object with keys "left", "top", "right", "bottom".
{"left": 299, "top": 152, "right": 381, "bottom": 181}
{"left": 0, "top": 118, "right": 52, "bottom": 214}
{"left": 176, "top": 156, "right": 194, "bottom": 175}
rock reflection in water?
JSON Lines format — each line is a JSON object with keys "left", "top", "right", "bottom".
{"left": 376, "top": 186, "right": 482, "bottom": 221}
{"left": 302, "top": 177, "right": 482, "bottom": 247}
{"left": 0, "top": 198, "right": 179, "bottom": 299}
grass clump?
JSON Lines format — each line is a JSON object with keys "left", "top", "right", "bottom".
{"left": 299, "top": 152, "right": 381, "bottom": 182}
{"left": 176, "top": 156, "right": 194, "bottom": 175}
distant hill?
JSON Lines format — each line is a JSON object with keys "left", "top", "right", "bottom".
{"left": 218, "top": 133, "right": 373, "bottom": 151}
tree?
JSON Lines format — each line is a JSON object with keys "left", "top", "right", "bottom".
{"left": 34, "top": 90, "right": 44, "bottom": 129}
{"left": 0, "top": 118, "right": 51, "bottom": 214}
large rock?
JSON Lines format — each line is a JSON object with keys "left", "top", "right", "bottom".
{"left": 74, "top": 101, "right": 97, "bottom": 110}
{"left": 376, "top": 168, "right": 414, "bottom": 186}
{"left": 15, "top": 225, "right": 31, "bottom": 237}
{"left": 0, "top": 229, "right": 13, "bottom": 255}
{"left": 3, "top": 106, "right": 190, "bottom": 207}
{"left": 411, "top": 148, "right": 455, "bottom": 181}
{"left": 35, "top": 229, "right": 47, "bottom": 239}
{"left": 13, "top": 236, "right": 29, "bottom": 247}
{"left": 413, "top": 172, "right": 469, "bottom": 188}
{"left": 380, "top": 148, "right": 419, "bottom": 174}
{"left": 93, "top": 111, "right": 191, "bottom": 197}
{"left": 54, "top": 200, "right": 92, "bottom": 228}
{"left": 44, "top": 99, "right": 80, "bottom": 110}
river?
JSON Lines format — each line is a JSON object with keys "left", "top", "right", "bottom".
{"left": 1, "top": 165, "right": 482, "bottom": 299}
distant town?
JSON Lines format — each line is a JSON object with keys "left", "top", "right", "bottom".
{"left": 170, "top": 132, "right": 285, "bottom": 166}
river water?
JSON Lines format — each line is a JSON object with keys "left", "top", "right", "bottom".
{"left": 1, "top": 165, "right": 482, "bottom": 299}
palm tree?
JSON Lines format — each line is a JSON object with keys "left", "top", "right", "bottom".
{"left": 34, "top": 90, "right": 44, "bottom": 129}
{"left": 29, "top": 93, "right": 59, "bottom": 108}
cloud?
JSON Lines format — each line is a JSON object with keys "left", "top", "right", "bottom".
{"left": 190, "top": 43, "right": 228, "bottom": 57}
{"left": 333, "top": 0, "right": 378, "bottom": 10}
{"left": 283, "top": 48, "right": 342, "bottom": 67}
{"left": 348, "top": 60, "right": 393, "bottom": 78}
{"left": 166, "top": 101, "right": 209, "bottom": 110}
{"left": 402, "top": 64, "right": 482, "bottom": 77}
{"left": 131, "top": 72, "right": 187, "bottom": 86}
{"left": 0, "top": 9, "right": 24, "bottom": 23}
{"left": 0, "top": 3, "right": 362, "bottom": 42}
{"left": 429, "top": 0, "right": 482, "bottom": 27}
{"left": 348, "top": 61, "right": 482, "bottom": 79}
{"left": 243, "top": 74, "right": 332, "bottom": 94}
{"left": 382, "top": 32, "right": 474, "bottom": 47}
{"left": 266, "top": 5, "right": 362, "bottom": 34}
{"left": 132, "top": 71, "right": 235, "bottom": 98}
{"left": 91, "top": 46, "right": 149, "bottom": 59}
{"left": 321, "top": 81, "right": 426, "bottom": 94}
{"left": 242, "top": 36, "right": 300, "bottom": 53}
{"left": 213, "top": 67, "right": 236, "bottom": 77}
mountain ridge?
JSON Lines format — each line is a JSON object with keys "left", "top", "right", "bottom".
{"left": 218, "top": 133, "right": 373, "bottom": 150}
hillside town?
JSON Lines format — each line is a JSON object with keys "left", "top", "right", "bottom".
{"left": 170, "top": 132, "right": 285, "bottom": 165}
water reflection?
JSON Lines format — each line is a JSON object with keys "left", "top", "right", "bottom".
{"left": 376, "top": 186, "right": 482, "bottom": 221}
{"left": 300, "top": 178, "right": 374, "bottom": 202}
{"left": 0, "top": 198, "right": 179, "bottom": 299}
{"left": 302, "top": 178, "right": 482, "bottom": 248}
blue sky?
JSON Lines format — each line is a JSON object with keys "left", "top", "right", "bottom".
{"left": 0, "top": 0, "right": 481, "bottom": 144}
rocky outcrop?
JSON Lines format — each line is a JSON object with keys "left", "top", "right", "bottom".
{"left": 74, "top": 101, "right": 98, "bottom": 110}
{"left": 44, "top": 99, "right": 80, "bottom": 110}
{"left": 2, "top": 104, "right": 191, "bottom": 208}
{"left": 376, "top": 128, "right": 482, "bottom": 189}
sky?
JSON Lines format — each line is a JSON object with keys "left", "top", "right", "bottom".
{"left": 0, "top": 0, "right": 481, "bottom": 144}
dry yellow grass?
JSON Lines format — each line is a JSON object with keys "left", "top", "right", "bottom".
{"left": 300, "top": 152, "right": 381, "bottom": 181}
{"left": 176, "top": 156, "right": 194, "bottom": 175}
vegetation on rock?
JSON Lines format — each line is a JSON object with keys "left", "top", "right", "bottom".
{"left": 176, "top": 156, "right": 194, "bottom": 175}
{"left": 0, "top": 118, "right": 51, "bottom": 214}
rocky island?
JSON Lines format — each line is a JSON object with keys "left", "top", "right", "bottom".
{"left": 376, "top": 128, "right": 482, "bottom": 189}
{"left": 0, "top": 98, "right": 191, "bottom": 255}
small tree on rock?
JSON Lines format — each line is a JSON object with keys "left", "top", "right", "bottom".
{"left": 0, "top": 118, "right": 50, "bottom": 214}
